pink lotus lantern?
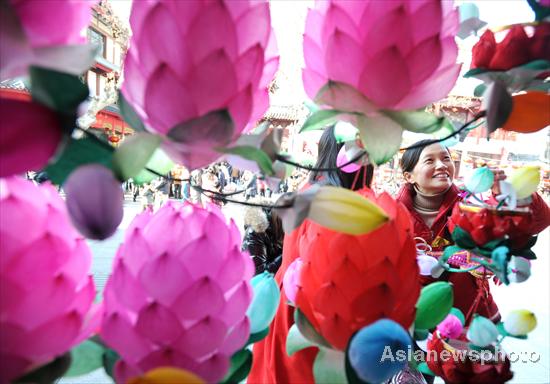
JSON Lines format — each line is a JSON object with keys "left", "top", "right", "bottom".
{"left": 303, "top": 0, "right": 461, "bottom": 110}
{"left": 122, "top": 0, "right": 279, "bottom": 169}
{"left": 101, "top": 202, "right": 255, "bottom": 383}
{"left": 0, "top": 177, "right": 99, "bottom": 383}
{"left": 1, "top": 0, "right": 96, "bottom": 79}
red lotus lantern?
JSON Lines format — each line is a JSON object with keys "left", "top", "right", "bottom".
{"left": 295, "top": 189, "right": 420, "bottom": 350}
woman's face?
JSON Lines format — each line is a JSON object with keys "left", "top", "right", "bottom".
{"left": 405, "top": 144, "right": 455, "bottom": 194}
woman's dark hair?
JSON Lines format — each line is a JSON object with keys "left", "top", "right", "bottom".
{"left": 309, "top": 125, "right": 373, "bottom": 190}
{"left": 400, "top": 139, "right": 450, "bottom": 173}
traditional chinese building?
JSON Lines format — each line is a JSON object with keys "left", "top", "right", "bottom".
{"left": 80, "top": 0, "right": 132, "bottom": 145}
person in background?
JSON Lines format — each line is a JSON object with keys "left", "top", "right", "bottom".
{"left": 241, "top": 200, "right": 284, "bottom": 275}
{"left": 393, "top": 139, "right": 550, "bottom": 383}
{"left": 171, "top": 165, "right": 183, "bottom": 200}
{"left": 248, "top": 125, "right": 374, "bottom": 383}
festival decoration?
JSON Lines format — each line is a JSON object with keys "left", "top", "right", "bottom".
{"left": 347, "top": 319, "right": 412, "bottom": 384}
{"left": 415, "top": 282, "right": 454, "bottom": 330}
{"left": 508, "top": 165, "right": 541, "bottom": 199}
{"left": 101, "top": 202, "right": 254, "bottom": 383}
{"left": 501, "top": 92, "right": 550, "bottom": 133}
{"left": 308, "top": 186, "right": 388, "bottom": 235}
{"left": 503, "top": 310, "right": 537, "bottom": 336}
{"left": 426, "top": 332, "right": 513, "bottom": 384}
{"left": 128, "top": 367, "right": 204, "bottom": 384}
{"left": 0, "top": 97, "right": 62, "bottom": 178}
{"left": 283, "top": 258, "right": 304, "bottom": 305}
{"left": 64, "top": 164, "right": 124, "bottom": 240}
{"left": 466, "top": 315, "right": 499, "bottom": 347}
{"left": 294, "top": 190, "right": 420, "bottom": 351}
{"left": 0, "top": 177, "right": 99, "bottom": 383}
{"left": 247, "top": 272, "right": 280, "bottom": 334}
{"left": 121, "top": 0, "right": 279, "bottom": 170}
{"left": 436, "top": 314, "right": 464, "bottom": 339}
{"left": 0, "top": 0, "right": 97, "bottom": 80}
{"left": 303, "top": 0, "right": 460, "bottom": 110}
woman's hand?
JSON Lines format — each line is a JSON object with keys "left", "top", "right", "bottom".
{"left": 490, "top": 168, "right": 507, "bottom": 196}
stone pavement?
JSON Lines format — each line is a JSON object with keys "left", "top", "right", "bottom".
{"left": 61, "top": 198, "right": 550, "bottom": 384}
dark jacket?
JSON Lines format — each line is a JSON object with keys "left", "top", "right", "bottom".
{"left": 241, "top": 209, "right": 283, "bottom": 275}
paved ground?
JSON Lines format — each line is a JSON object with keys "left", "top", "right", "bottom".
{"left": 61, "top": 197, "right": 550, "bottom": 384}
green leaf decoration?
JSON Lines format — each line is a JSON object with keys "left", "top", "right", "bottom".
{"left": 112, "top": 133, "right": 162, "bottom": 181}
{"left": 450, "top": 307, "right": 466, "bottom": 326}
{"left": 417, "top": 362, "right": 435, "bottom": 376}
{"left": 314, "top": 81, "right": 378, "bottom": 114}
{"left": 64, "top": 340, "right": 105, "bottom": 377}
{"left": 384, "top": 110, "right": 445, "bottom": 134}
{"left": 482, "top": 237, "right": 506, "bottom": 251}
{"left": 463, "top": 67, "right": 490, "bottom": 78}
{"left": 465, "top": 60, "right": 550, "bottom": 93}
{"left": 313, "top": 347, "right": 348, "bottom": 384}
{"left": 246, "top": 327, "right": 270, "bottom": 346}
{"left": 474, "top": 83, "right": 487, "bottom": 97}
{"left": 221, "top": 349, "right": 253, "bottom": 384}
{"left": 133, "top": 148, "right": 175, "bottom": 185}
{"left": 334, "top": 121, "right": 359, "bottom": 143}
{"left": 294, "top": 308, "right": 332, "bottom": 348}
{"left": 167, "top": 110, "right": 234, "bottom": 146}
{"left": 15, "top": 352, "right": 71, "bottom": 383}
{"left": 432, "top": 119, "right": 460, "bottom": 148}
{"left": 102, "top": 347, "right": 120, "bottom": 381}
{"left": 300, "top": 109, "right": 346, "bottom": 133}
{"left": 465, "top": 166, "right": 494, "bottom": 193}
{"left": 287, "top": 324, "right": 316, "bottom": 356}
{"left": 118, "top": 91, "right": 146, "bottom": 132}
{"left": 357, "top": 114, "right": 403, "bottom": 165}
{"left": 496, "top": 322, "right": 528, "bottom": 340}
{"left": 219, "top": 145, "right": 274, "bottom": 176}
{"left": 415, "top": 281, "right": 454, "bottom": 330}
{"left": 413, "top": 328, "right": 429, "bottom": 341}
{"left": 30, "top": 66, "right": 89, "bottom": 114}
{"left": 45, "top": 136, "right": 114, "bottom": 185}
{"left": 452, "top": 227, "right": 477, "bottom": 249}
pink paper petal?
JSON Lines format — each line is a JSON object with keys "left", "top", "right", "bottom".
{"left": 235, "top": 3, "right": 271, "bottom": 55}
{"left": 235, "top": 45, "right": 264, "bottom": 91}
{"left": 101, "top": 311, "right": 153, "bottom": 365}
{"left": 406, "top": 35, "right": 443, "bottom": 86}
{"left": 303, "top": 35, "right": 326, "bottom": 75}
{"left": 173, "top": 276, "right": 225, "bottom": 321}
{"left": 219, "top": 316, "right": 250, "bottom": 355}
{"left": 215, "top": 247, "right": 248, "bottom": 292}
{"left": 337, "top": 146, "right": 361, "bottom": 173}
{"left": 325, "top": 30, "right": 364, "bottom": 88}
{"left": 410, "top": 1, "right": 442, "bottom": 44}
{"left": 138, "top": 252, "right": 191, "bottom": 306}
{"left": 144, "top": 65, "right": 197, "bottom": 134}
{"left": 394, "top": 63, "right": 460, "bottom": 110}
{"left": 228, "top": 84, "right": 253, "bottom": 131}
{"left": 187, "top": 50, "right": 238, "bottom": 116}
{"left": 322, "top": 4, "right": 360, "bottom": 48}
{"left": 358, "top": 46, "right": 411, "bottom": 108}
{"left": 5, "top": 274, "right": 75, "bottom": 330}
{"left": 137, "top": 348, "right": 198, "bottom": 375}
{"left": 174, "top": 316, "right": 228, "bottom": 360}
{"left": 0, "top": 98, "right": 62, "bottom": 177}
{"left": 303, "top": 68, "right": 328, "bottom": 100}
{"left": 111, "top": 259, "right": 148, "bottom": 312}
{"left": 118, "top": 229, "right": 153, "bottom": 276}
{"left": 114, "top": 360, "right": 142, "bottom": 384}
{"left": 219, "top": 281, "right": 253, "bottom": 328}
{"left": 179, "top": 237, "right": 223, "bottom": 280}
{"left": 187, "top": 1, "right": 237, "bottom": 63}
{"left": 135, "top": 301, "right": 183, "bottom": 345}
{"left": 194, "top": 353, "right": 230, "bottom": 383}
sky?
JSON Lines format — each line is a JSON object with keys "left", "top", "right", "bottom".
{"left": 109, "top": 0, "right": 536, "bottom": 102}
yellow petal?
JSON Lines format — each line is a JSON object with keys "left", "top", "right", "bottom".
{"left": 128, "top": 367, "right": 205, "bottom": 384}
{"left": 308, "top": 186, "right": 388, "bottom": 235}
{"left": 504, "top": 310, "right": 537, "bottom": 336}
{"left": 509, "top": 166, "right": 540, "bottom": 199}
